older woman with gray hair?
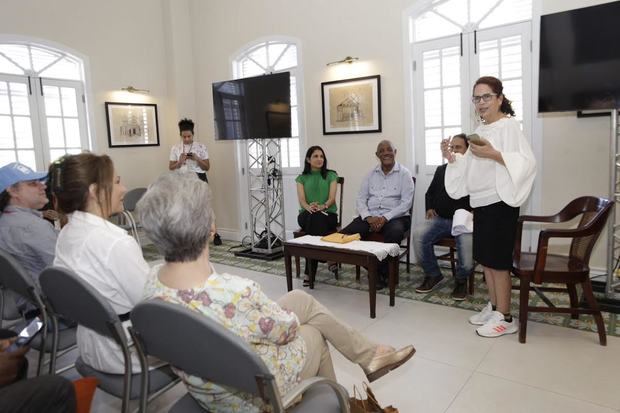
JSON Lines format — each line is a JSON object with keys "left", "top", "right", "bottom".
{"left": 138, "top": 171, "right": 415, "bottom": 413}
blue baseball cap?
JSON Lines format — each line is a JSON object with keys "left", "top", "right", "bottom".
{"left": 0, "top": 162, "right": 48, "bottom": 193}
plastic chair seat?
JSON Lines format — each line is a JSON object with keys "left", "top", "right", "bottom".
{"left": 168, "top": 393, "right": 207, "bottom": 413}
{"left": 30, "top": 326, "right": 76, "bottom": 352}
{"left": 75, "top": 356, "right": 177, "bottom": 400}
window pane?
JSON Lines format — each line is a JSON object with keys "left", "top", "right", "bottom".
{"left": 435, "top": 0, "right": 468, "bottom": 27}
{"left": 9, "top": 82, "right": 29, "bottom": 116}
{"left": 248, "top": 47, "right": 267, "bottom": 70}
{"left": 442, "top": 87, "right": 461, "bottom": 126}
{"left": 479, "top": 40, "right": 499, "bottom": 78}
{"left": 39, "top": 57, "right": 81, "bottom": 81}
{"left": 268, "top": 43, "right": 287, "bottom": 67}
{"left": 274, "top": 45, "right": 297, "bottom": 71}
{"left": 441, "top": 47, "right": 460, "bottom": 86}
{"left": 47, "top": 118, "right": 64, "bottom": 147}
{"left": 424, "top": 89, "right": 442, "bottom": 127}
{"left": 240, "top": 58, "right": 265, "bottom": 77}
{"left": 61, "top": 87, "right": 78, "bottom": 117}
{"left": 280, "top": 138, "right": 289, "bottom": 168}
{"left": 288, "top": 138, "right": 300, "bottom": 168}
{"left": 31, "top": 46, "right": 60, "bottom": 72}
{"left": 64, "top": 118, "right": 80, "bottom": 147}
{"left": 423, "top": 50, "right": 440, "bottom": 89}
{"left": 17, "top": 150, "right": 35, "bottom": 170}
{"left": 14, "top": 116, "right": 33, "bottom": 148}
{"left": 67, "top": 147, "right": 81, "bottom": 155}
{"left": 291, "top": 107, "right": 298, "bottom": 137}
{"left": 0, "top": 54, "right": 22, "bottom": 75}
{"left": 0, "top": 115, "right": 14, "bottom": 148}
{"left": 479, "top": 0, "right": 532, "bottom": 29}
{"left": 425, "top": 128, "right": 443, "bottom": 166}
{"left": 0, "top": 45, "right": 30, "bottom": 71}
{"left": 501, "top": 36, "right": 522, "bottom": 78}
{"left": 0, "top": 82, "right": 9, "bottom": 114}
{"left": 44, "top": 85, "right": 61, "bottom": 116}
{"left": 290, "top": 75, "right": 297, "bottom": 106}
{"left": 0, "top": 150, "right": 16, "bottom": 166}
{"left": 414, "top": 10, "right": 461, "bottom": 42}
{"left": 50, "top": 149, "right": 67, "bottom": 162}
{"left": 444, "top": 126, "right": 463, "bottom": 139}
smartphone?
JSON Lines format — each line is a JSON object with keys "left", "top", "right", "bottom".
{"left": 467, "top": 133, "right": 486, "bottom": 146}
{"left": 6, "top": 318, "right": 43, "bottom": 352}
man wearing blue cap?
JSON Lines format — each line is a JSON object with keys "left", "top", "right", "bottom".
{"left": 0, "top": 162, "right": 58, "bottom": 305}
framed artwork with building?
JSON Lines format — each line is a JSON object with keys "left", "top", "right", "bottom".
{"left": 321, "top": 75, "right": 381, "bottom": 135}
{"left": 105, "top": 102, "right": 160, "bottom": 147}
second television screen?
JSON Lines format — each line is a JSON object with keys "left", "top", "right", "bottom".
{"left": 212, "top": 72, "right": 291, "bottom": 140}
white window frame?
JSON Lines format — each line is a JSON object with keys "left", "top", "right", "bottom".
{"left": 0, "top": 36, "right": 94, "bottom": 171}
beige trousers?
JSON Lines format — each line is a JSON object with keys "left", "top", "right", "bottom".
{"left": 277, "top": 290, "right": 377, "bottom": 381}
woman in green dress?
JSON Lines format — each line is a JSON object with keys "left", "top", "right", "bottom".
{"left": 296, "top": 146, "right": 338, "bottom": 284}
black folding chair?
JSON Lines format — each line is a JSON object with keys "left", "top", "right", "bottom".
{"left": 130, "top": 299, "right": 350, "bottom": 413}
{"left": 40, "top": 267, "right": 179, "bottom": 413}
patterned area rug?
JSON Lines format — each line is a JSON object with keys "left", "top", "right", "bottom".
{"left": 141, "top": 239, "right": 619, "bottom": 338}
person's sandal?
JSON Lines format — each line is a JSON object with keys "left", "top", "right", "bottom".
{"left": 302, "top": 277, "right": 310, "bottom": 287}
{"left": 363, "top": 345, "right": 415, "bottom": 382}
{"left": 328, "top": 262, "right": 338, "bottom": 273}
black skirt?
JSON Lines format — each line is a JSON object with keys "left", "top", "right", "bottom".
{"left": 473, "top": 201, "right": 520, "bottom": 270}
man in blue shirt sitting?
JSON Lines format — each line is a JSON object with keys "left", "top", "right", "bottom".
{"left": 0, "top": 162, "right": 57, "bottom": 312}
{"left": 341, "top": 140, "right": 415, "bottom": 289}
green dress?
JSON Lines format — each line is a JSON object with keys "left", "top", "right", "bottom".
{"left": 295, "top": 170, "right": 338, "bottom": 214}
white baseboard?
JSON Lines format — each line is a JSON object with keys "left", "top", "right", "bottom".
{"left": 216, "top": 228, "right": 242, "bottom": 243}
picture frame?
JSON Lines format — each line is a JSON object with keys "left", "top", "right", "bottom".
{"left": 105, "top": 102, "right": 160, "bottom": 148}
{"left": 321, "top": 75, "right": 381, "bottom": 135}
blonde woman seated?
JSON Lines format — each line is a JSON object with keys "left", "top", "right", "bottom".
{"left": 138, "top": 172, "right": 415, "bottom": 413}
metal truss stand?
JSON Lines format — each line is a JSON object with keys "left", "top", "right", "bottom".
{"left": 590, "top": 109, "right": 620, "bottom": 313}
{"left": 234, "top": 139, "right": 285, "bottom": 261}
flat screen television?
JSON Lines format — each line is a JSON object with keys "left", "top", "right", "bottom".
{"left": 538, "top": 2, "right": 620, "bottom": 113}
{"left": 212, "top": 72, "right": 291, "bottom": 140}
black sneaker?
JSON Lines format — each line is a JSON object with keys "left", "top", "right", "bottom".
{"left": 415, "top": 276, "right": 444, "bottom": 293}
{"left": 213, "top": 233, "right": 222, "bottom": 246}
{"left": 451, "top": 280, "right": 468, "bottom": 301}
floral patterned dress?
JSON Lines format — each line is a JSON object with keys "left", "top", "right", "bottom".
{"left": 143, "top": 265, "right": 307, "bottom": 412}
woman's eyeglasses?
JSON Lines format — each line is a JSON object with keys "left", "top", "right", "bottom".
{"left": 471, "top": 93, "right": 497, "bottom": 104}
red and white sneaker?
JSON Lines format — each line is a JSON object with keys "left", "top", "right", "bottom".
{"left": 468, "top": 302, "right": 494, "bottom": 325}
{"left": 476, "top": 311, "right": 518, "bottom": 338}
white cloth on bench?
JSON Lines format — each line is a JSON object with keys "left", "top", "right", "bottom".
{"left": 286, "top": 235, "right": 400, "bottom": 261}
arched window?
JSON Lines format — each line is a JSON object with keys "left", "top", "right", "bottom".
{"left": 0, "top": 42, "right": 89, "bottom": 170}
{"left": 233, "top": 39, "right": 302, "bottom": 169}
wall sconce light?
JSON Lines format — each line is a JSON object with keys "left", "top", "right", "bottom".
{"left": 120, "top": 85, "right": 150, "bottom": 94}
{"left": 326, "top": 56, "right": 359, "bottom": 66}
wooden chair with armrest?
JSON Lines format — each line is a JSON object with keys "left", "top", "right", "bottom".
{"left": 355, "top": 177, "right": 416, "bottom": 281}
{"left": 511, "top": 196, "right": 613, "bottom": 346}
{"left": 293, "top": 177, "right": 344, "bottom": 278}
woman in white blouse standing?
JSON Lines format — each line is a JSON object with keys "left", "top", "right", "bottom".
{"left": 52, "top": 153, "right": 149, "bottom": 373}
{"left": 442, "top": 76, "right": 536, "bottom": 338}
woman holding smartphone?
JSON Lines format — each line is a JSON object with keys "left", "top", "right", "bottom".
{"left": 442, "top": 76, "right": 536, "bottom": 338}
{"left": 169, "top": 118, "right": 221, "bottom": 245}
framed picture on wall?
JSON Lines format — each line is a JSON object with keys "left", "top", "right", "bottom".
{"left": 105, "top": 102, "right": 160, "bottom": 147}
{"left": 321, "top": 75, "right": 381, "bottom": 135}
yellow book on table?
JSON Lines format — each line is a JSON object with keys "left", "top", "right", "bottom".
{"left": 320, "top": 233, "right": 361, "bottom": 244}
